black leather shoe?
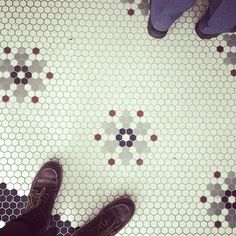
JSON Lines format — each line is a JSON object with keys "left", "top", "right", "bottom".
{"left": 72, "top": 197, "right": 135, "bottom": 236}
{"left": 26, "top": 161, "right": 63, "bottom": 230}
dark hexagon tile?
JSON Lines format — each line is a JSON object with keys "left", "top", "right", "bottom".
{"left": 0, "top": 183, "right": 7, "bottom": 189}
{"left": 216, "top": 46, "right": 224, "bottom": 53}
{"left": 108, "top": 158, "right": 115, "bottom": 166}
{"left": 127, "top": 9, "right": 134, "bottom": 15}
{"left": 232, "top": 190, "right": 236, "bottom": 197}
{"left": 126, "top": 128, "right": 133, "bottom": 135}
{"left": 127, "top": 140, "right": 133, "bottom": 147}
{"left": 136, "top": 159, "right": 143, "bottom": 166}
{"left": 4, "top": 47, "right": 11, "bottom": 54}
{"left": 116, "top": 134, "right": 122, "bottom": 141}
{"left": 130, "top": 134, "right": 136, "bottom": 141}
{"left": 119, "top": 128, "right": 126, "bottom": 135}
{"left": 214, "top": 221, "right": 222, "bottom": 228}
{"left": 200, "top": 196, "right": 207, "bottom": 203}
{"left": 94, "top": 134, "right": 101, "bottom": 141}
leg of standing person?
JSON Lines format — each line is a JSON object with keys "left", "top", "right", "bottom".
{"left": 148, "top": 0, "right": 196, "bottom": 38}
{"left": 196, "top": 0, "right": 236, "bottom": 39}
{"left": 0, "top": 161, "right": 62, "bottom": 236}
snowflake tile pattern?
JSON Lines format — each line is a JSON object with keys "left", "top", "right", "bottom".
{"left": 200, "top": 172, "right": 236, "bottom": 229}
{"left": 0, "top": 47, "right": 53, "bottom": 103}
{"left": 95, "top": 110, "right": 158, "bottom": 166}
{"left": 0, "top": 183, "right": 75, "bottom": 236}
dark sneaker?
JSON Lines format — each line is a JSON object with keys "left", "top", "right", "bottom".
{"left": 148, "top": 16, "right": 168, "bottom": 39}
{"left": 72, "top": 197, "right": 135, "bottom": 236}
{"left": 26, "top": 160, "right": 63, "bottom": 229}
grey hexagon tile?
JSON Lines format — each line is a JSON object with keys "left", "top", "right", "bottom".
{"left": 225, "top": 177, "right": 232, "bottom": 185}
{"left": 28, "top": 78, "right": 46, "bottom": 92}
{"left": 228, "top": 172, "right": 236, "bottom": 178}
{"left": 0, "top": 77, "right": 14, "bottom": 91}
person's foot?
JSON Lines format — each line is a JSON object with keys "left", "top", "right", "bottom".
{"left": 148, "top": 16, "right": 168, "bottom": 39}
{"left": 195, "top": 22, "right": 220, "bottom": 39}
{"left": 26, "top": 160, "right": 63, "bottom": 230}
{"left": 72, "top": 197, "right": 135, "bottom": 236}
{"left": 196, "top": 22, "right": 236, "bottom": 40}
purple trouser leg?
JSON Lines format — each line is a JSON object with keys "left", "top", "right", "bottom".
{"left": 0, "top": 208, "right": 57, "bottom": 236}
{"left": 150, "top": 0, "right": 196, "bottom": 31}
{"left": 150, "top": 0, "right": 236, "bottom": 34}
{"left": 198, "top": 0, "right": 236, "bottom": 34}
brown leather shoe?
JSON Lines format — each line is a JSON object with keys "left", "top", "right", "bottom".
{"left": 72, "top": 197, "right": 135, "bottom": 236}
{"left": 26, "top": 160, "right": 63, "bottom": 229}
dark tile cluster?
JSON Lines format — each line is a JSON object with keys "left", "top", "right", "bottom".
{"left": 200, "top": 171, "right": 236, "bottom": 229}
{"left": 0, "top": 183, "right": 27, "bottom": 222}
{"left": 116, "top": 128, "right": 137, "bottom": 147}
{"left": 50, "top": 214, "right": 75, "bottom": 236}
{"left": 0, "top": 183, "right": 75, "bottom": 236}
{"left": 11, "top": 66, "right": 32, "bottom": 85}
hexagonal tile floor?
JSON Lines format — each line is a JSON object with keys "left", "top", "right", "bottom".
{"left": 0, "top": 0, "right": 235, "bottom": 236}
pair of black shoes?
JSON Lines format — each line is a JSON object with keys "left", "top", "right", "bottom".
{"left": 27, "top": 161, "right": 135, "bottom": 236}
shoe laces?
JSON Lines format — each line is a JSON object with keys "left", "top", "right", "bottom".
{"left": 27, "top": 187, "right": 49, "bottom": 209}
{"left": 99, "top": 215, "right": 121, "bottom": 236}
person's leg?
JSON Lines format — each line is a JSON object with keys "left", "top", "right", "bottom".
{"left": 71, "top": 197, "right": 135, "bottom": 236}
{"left": 150, "top": 0, "right": 196, "bottom": 31}
{"left": 0, "top": 211, "right": 58, "bottom": 236}
{"left": 0, "top": 161, "right": 62, "bottom": 236}
{"left": 196, "top": 0, "right": 236, "bottom": 38}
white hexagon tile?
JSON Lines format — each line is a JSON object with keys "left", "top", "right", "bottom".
{"left": 0, "top": 0, "right": 235, "bottom": 236}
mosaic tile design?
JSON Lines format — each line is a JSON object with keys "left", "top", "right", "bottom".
{"left": 95, "top": 110, "right": 158, "bottom": 166}
{"left": 0, "top": 182, "right": 75, "bottom": 236}
{"left": 200, "top": 172, "right": 236, "bottom": 229}
{"left": 0, "top": 47, "right": 53, "bottom": 103}
{"left": 0, "top": 0, "right": 235, "bottom": 236}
